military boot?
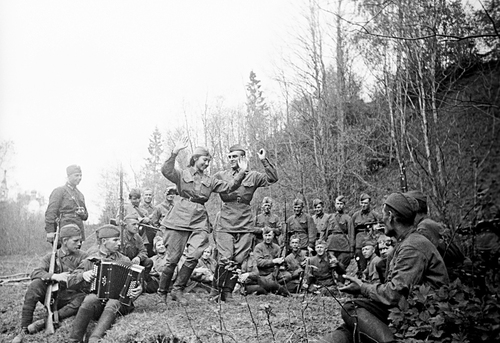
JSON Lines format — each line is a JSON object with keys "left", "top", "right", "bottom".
{"left": 88, "top": 309, "right": 116, "bottom": 342}
{"left": 170, "top": 265, "right": 194, "bottom": 305}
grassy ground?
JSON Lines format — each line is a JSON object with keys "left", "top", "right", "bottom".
{"left": 0, "top": 254, "right": 346, "bottom": 343}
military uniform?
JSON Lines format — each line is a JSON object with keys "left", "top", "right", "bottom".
{"left": 17, "top": 245, "right": 87, "bottom": 332}
{"left": 157, "top": 150, "right": 246, "bottom": 299}
{"left": 45, "top": 183, "right": 88, "bottom": 240}
{"left": 281, "top": 249, "right": 308, "bottom": 293}
{"left": 286, "top": 212, "right": 317, "bottom": 251}
{"left": 212, "top": 150, "right": 278, "bottom": 300}
{"left": 254, "top": 212, "right": 281, "bottom": 245}
{"left": 326, "top": 211, "right": 354, "bottom": 267}
{"left": 351, "top": 209, "right": 380, "bottom": 275}
{"left": 306, "top": 253, "right": 345, "bottom": 296}
{"left": 67, "top": 244, "right": 136, "bottom": 343}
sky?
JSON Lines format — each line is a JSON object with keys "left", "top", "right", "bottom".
{"left": 0, "top": 0, "right": 300, "bottom": 221}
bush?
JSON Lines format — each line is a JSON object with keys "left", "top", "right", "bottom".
{"left": 388, "top": 278, "right": 500, "bottom": 342}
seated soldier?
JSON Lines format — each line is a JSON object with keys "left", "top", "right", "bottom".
{"left": 375, "top": 234, "right": 395, "bottom": 283}
{"left": 120, "top": 215, "right": 154, "bottom": 284}
{"left": 67, "top": 225, "right": 142, "bottom": 343}
{"left": 12, "top": 225, "right": 88, "bottom": 343}
{"left": 319, "top": 192, "right": 449, "bottom": 343}
{"left": 186, "top": 245, "right": 216, "bottom": 294}
{"left": 144, "top": 237, "right": 168, "bottom": 293}
{"left": 253, "top": 228, "right": 288, "bottom": 296}
{"left": 304, "top": 240, "right": 346, "bottom": 296}
{"left": 361, "top": 240, "right": 381, "bottom": 284}
{"left": 237, "top": 252, "right": 282, "bottom": 296}
{"left": 279, "top": 235, "right": 308, "bottom": 293}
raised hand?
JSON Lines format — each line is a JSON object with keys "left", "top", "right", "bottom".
{"left": 257, "top": 148, "right": 267, "bottom": 160}
{"left": 237, "top": 156, "right": 248, "bottom": 171}
{"left": 173, "top": 137, "right": 189, "bottom": 154}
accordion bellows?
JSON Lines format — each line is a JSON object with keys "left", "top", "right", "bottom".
{"left": 90, "top": 260, "right": 144, "bottom": 306}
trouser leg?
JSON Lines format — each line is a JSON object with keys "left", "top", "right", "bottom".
{"left": 57, "top": 292, "right": 86, "bottom": 321}
{"left": 20, "top": 279, "right": 46, "bottom": 328}
{"left": 158, "top": 263, "right": 176, "bottom": 294}
{"left": 88, "top": 300, "right": 120, "bottom": 341}
{"left": 69, "top": 294, "right": 103, "bottom": 343}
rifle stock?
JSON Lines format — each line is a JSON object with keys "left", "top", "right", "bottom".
{"left": 44, "top": 222, "right": 61, "bottom": 334}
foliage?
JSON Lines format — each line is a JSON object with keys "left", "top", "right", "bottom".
{"left": 389, "top": 278, "right": 500, "bottom": 342}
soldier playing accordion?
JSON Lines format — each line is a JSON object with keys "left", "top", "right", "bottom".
{"left": 67, "top": 225, "right": 142, "bottom": 343}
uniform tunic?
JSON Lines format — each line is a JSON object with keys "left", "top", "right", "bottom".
{"left": 360, "top": 229, "right": 449, "bottom": 307}
{"left": 327, "top": 212, "right": 355, "bottom": 253}
{"left": 254, "top": 241, "right": 281, "bottom": 277}
{"left": 20, "top": 248, "right": 88, "bottom": 328}
{"left": 254, "top": 212, "right": 281, "bottom": 244}
{"left": 214, "top": 159, "right": 278, "bottom": 234}
{"left": 286, "top": 213, "right": 317, "bottom": 250}
{"left": 307, "top": 254, "right": 345, "bottom": 287}
{"left": 312, "top": 213, "right": 332, "bottom": 242}
{"left": 352, "top": 209, "right": 381, "bottom": 248}
{"left": 151, "top": 201, "right": 174, "bottom": 227}
{"left": 364, "top": 254, "right": 382, "bottom": 283}
{"left": 161, "top": 152, "right": 246, "bottom": 232}
{"left": 45, "top": 183, "right": 88, "bottom": 240}
{"left": 121, "top": 231, "right": 149, "bottom": 263}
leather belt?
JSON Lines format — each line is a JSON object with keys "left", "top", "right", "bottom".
{"left": 224, "top": 196, "right": 250, "bottom": 205}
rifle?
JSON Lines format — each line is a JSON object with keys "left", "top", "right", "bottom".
{"left": 119, "top": 166, "right": 124, "bottom": 247}
{"left": 282, "top": 199, "right": 289, "bottom": 257}
{"left": 44, "top": 222, "right": 61, "bottom": 334}
{"left": 399, "top": 161, "right": 408, "bottom": 193}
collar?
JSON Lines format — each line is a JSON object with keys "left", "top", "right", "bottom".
{"left": 188, "top": 166, "right": 203, "bottom": 176}
{"left": 395, "top": 226, "right": 417, "bottom": 243}
{"left": 66, "top": 182, "right": 76, "bottom": 191}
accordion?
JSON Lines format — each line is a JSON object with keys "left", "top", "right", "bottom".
{"left": 89, "top": 260, "right": 144, "bottom": 306}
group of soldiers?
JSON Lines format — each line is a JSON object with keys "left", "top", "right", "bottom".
{"left": 11, "top": 138, "right": 497, "bottom": 343}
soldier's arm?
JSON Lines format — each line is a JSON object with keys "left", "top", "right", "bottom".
{"left": 45, "top": 188, "right": 64, "bottom": 233}
{"left": 30, "top": 253, "right": 53, "bottom": 281}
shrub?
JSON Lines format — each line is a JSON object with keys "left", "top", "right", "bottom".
{"left": 388, "top": 278, "right": 500, "bottom": 342}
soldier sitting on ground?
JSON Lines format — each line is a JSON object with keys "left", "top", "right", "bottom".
{"left": 279, "top": 235, "right": 308, "bottom": 293}
{"left": 12, "top": 225, "right": 88, "bottom": 343}
{"left": 303, "top": 240, "right": 346, "bottom": 296}
{"left": 361, "top": 239, "right": 381, "bottom": 284}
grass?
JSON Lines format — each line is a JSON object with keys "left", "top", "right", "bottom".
{"left": 0, "top": 254, "right": 345, "bottom": 343}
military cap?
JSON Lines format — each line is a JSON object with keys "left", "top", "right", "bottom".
{"left": 66, "top": 165, "right": 82, "bottom": 176}
{"left": 315, "top": 239, "right": 327, "bottom": 247}
{"left": 312, "top": 198, "right": 323, "bottom": 206}
{"left": 384, "top": 192, "right": 418, "bottom": 220}
{"left": 166, "top": 186, "right": 178, "bottom": 195}
{"left": 124, "top": 213, "right": 139, "bottom": 223}
{"left": 192, "top": 146, "right": 210, "bottom": 156}
{"left": 229, "top": 144, "right": 246, "bottom": 154}
{"left": 262, "top": 226, "right": 274, "bottom": 235}
{"left": 96, "top": 225, "right": 120, "bottom": 239}
{"left": 60, "top": 224, "right": 81, "bottom": 238}
{"left": 293, "top": 198, "right": 304, "bottom": 206}
{"left": 360, "top": 193, "right": 371, "bottom": 201}
{"left": 405, "top": 190, "right": 426, "bottom": 205}
{"left": 262, "top": 197, "right": 273, "bottom": 205}
{"left": 335, "top": 195, "right": 345, "bottom": 203}
{"left": 129, "top": 188, "right": 141, "bottom": 198}
{"left": 362, "top": 239, "right": 376, "bottom": 248}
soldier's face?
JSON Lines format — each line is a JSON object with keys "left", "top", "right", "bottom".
{"left": 64, "top": 236, "right": 82, "bottom": 253}
{"left": 126, "top": 221, "right": 139, "bottom": 234}
{"left": 360, "top": 199, "right": 370, "bottom": 211}
{"left": 194, "top": 155, "right": 211, "bottom": 172}
{"left": 314, "top": 203, "right": 324, "bottom": 215}
{"left": 290, "top": 239, "right": 300, "bottom": 251}
{"left": 315, "top": 244, "right": 326, "bottom": 256}
{"left": 262, "top": 203, "right": 271, "bottom": 214}
{"left": 294, "top": 204, "right": 303, "bottom": 216}
{"left": 335, "top": 201, "right": 344, "bottom": 212}
{"left": 202, "top": 248, "right": 211, "bottom": 259}
{"left": 103, "top": 237, "right": 121, "bottom": 253}
{"left": 143, "top": 191, "right": 153, "bottom": 204}
{"left": 130, "top": 196, "right": 141, "bottom": 207}
{"left": 228, "top": 151, "right": 244, "bottom": 169}
{"left": 68, "top": 173, "right": 82, "bottom": 187}
{"left": 362, "top": 245, "right": 375, "bottom": 259}
{"left": 382, "top": 205, "right": 396, "bottom": 237}
{"left": 263, "top": 232, "right": 274, "bottom": 244}
{"left": 166, "top": 193, "right": 175, "bottom": 202}
{"left": 155, "top": 241, "right": 166, "bottom": 254}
